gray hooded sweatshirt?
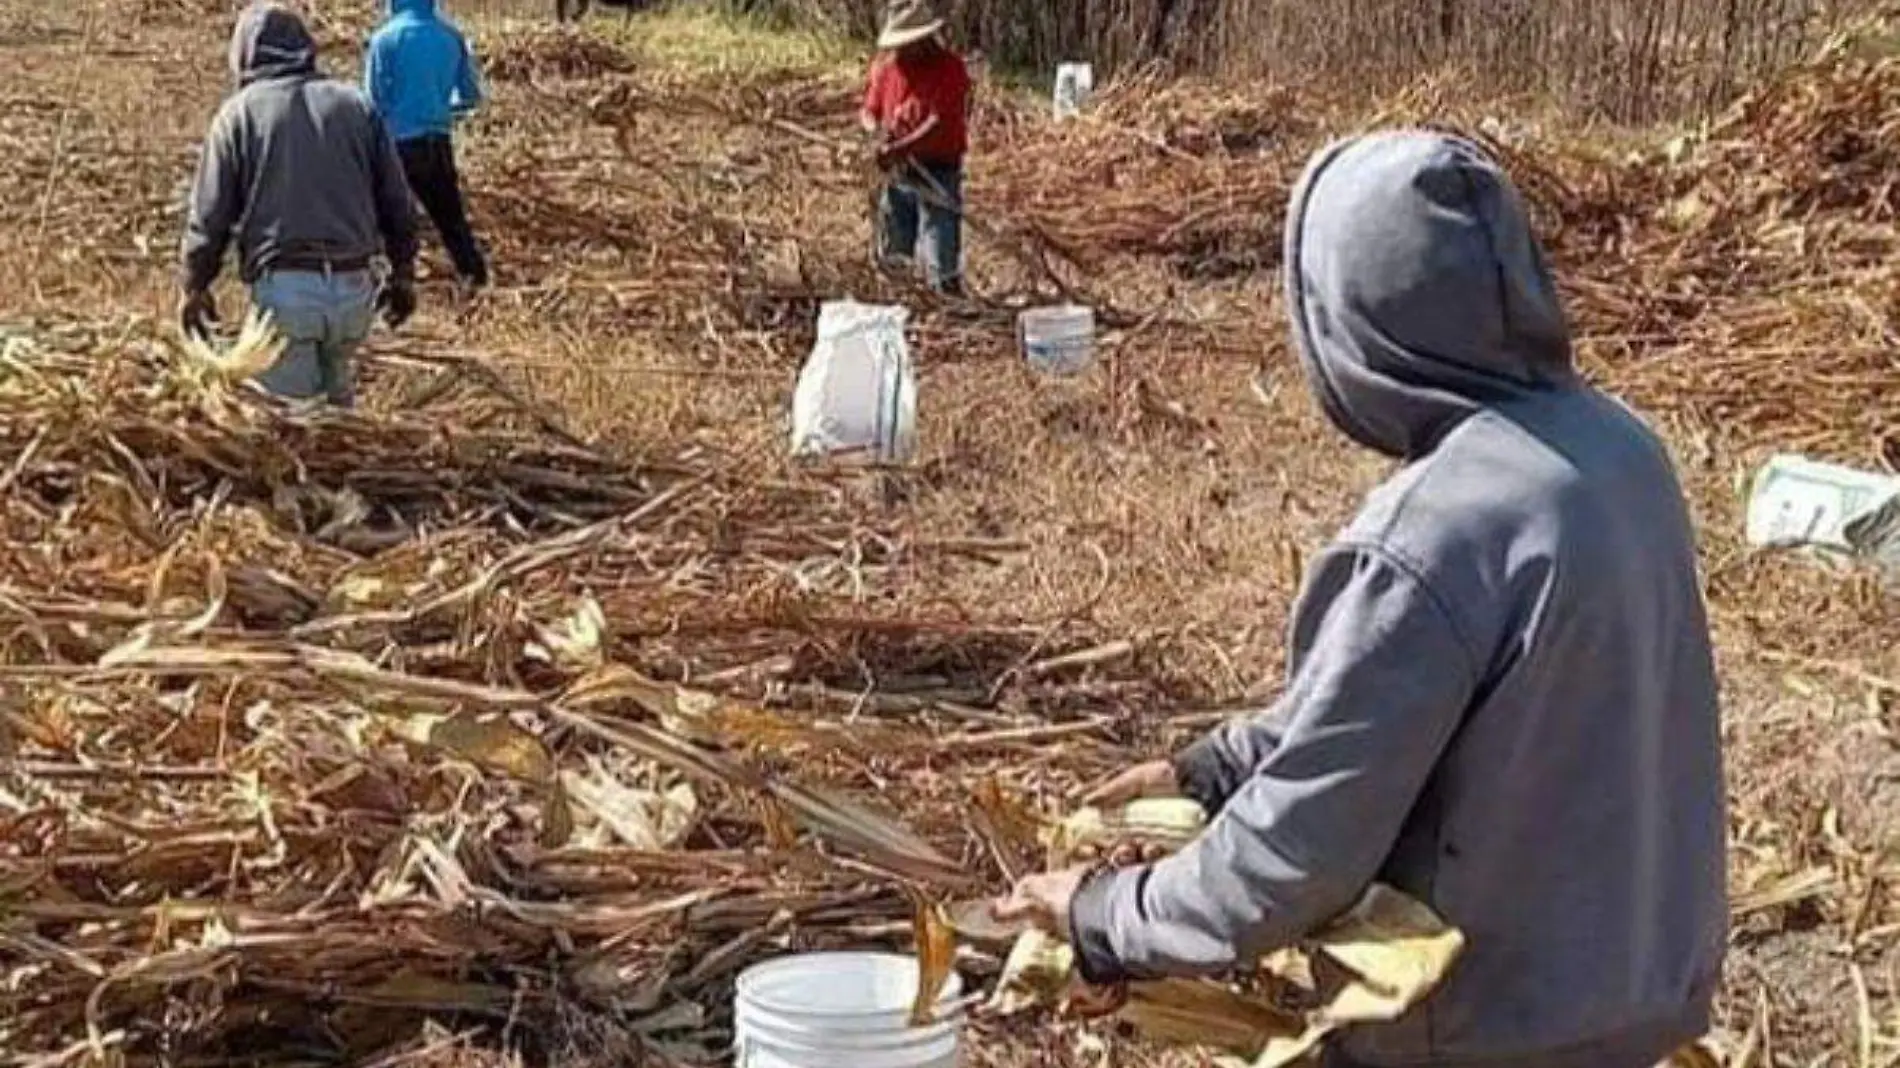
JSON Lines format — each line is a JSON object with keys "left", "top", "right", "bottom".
{"left": 1069, "top": 131, "right": 1727, "bottom": 1068}
{"left": 181, "top": 3, "right": 417, "bottom": 293}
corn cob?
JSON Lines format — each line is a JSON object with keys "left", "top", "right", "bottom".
{"left": 1043, "top": 796, "right": 1208, "bottom": 865}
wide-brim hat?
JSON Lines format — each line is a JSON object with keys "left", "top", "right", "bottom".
{"left": 877, "top": 0, "right": 945, "bottom": 49}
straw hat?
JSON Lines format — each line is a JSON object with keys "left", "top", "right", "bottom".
{"left": 877, "top": 0, "right": 945, "bottom": 50}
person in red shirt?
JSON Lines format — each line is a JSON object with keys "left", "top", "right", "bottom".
{"left": 859, "top": 0, "right": 970, "bottom": 295}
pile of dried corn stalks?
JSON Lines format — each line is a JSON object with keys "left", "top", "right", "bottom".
{"left": 0, "top": 322, "right": 1177, "bottom": 1065}
{"left": 5, "top": 12, "right": 1900, "bottom": 1067}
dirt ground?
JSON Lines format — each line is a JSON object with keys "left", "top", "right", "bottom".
{"left": 0, "top": 0, "right": 1896, "bottom": 1063}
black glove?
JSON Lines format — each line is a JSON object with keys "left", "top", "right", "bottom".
{"left": 377, "top": 276, "right": 417, "bottom": 329}
{"left": 178, "top": 289, "right": 217, "bottom": 340}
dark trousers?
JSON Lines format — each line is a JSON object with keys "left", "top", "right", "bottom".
{"left": 396, "top": 134, "right": 488, "bottom": 286}
{"left": 875, "top": 160, "right": 963, "bottom": 294}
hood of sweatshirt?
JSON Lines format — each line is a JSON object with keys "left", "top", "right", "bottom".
{"left": 1282, "top": 130, "right": 1577, "bottom": 460}
{"left": 228, "top": 3, "right": 318, "bottom": 86}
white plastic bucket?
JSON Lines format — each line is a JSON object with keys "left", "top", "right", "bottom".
{"left": 735, "top": 952, "right": 963, "bottom": 1068}
{"left": 1053, "top": 62, "right": 1094, "bottom": 121}
{"left": 1019, "top": 305, "right": 1096, "bottom": 376}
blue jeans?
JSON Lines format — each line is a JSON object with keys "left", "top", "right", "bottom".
{"left": 878, "top": 162, "right": 963, "bottom": 293}
{"left": 250, "top": 269, "right": 377, "bottom": 407}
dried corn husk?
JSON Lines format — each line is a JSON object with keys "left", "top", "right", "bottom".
{"left": 1118, "top": 978, "right": 1304, "bottom": 1054}
{"left": 1246, "top": 885, "right": 1467, "bottom": 1067}
{"left": 990, "top": 799, "right": 1465, "bottom": 1068}
{"left": 179, "top": 307, "right": 286, "bottom": 384}
{"left": 909, "top": 897, "right": 960, "bottom": 1026}
{"left": 990, "top": 928, "right": 1077, "bottom": 1015}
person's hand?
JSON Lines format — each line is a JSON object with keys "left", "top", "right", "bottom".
{"left": 178, "top": 289, "right": 217, "bottom": 340}
{"left": 868, "top": 133, "right": 900, "bottom": 171}
{"left": 1083, "top": 759, "right": 1180, "bottom": 807}
{"left": 377, "top": 276, "right": 416, "bottom": 328}
{"left": 993, "top": 864, "right": 1089, "bottom": 941}
{"left": 993, "top": 865, "right": 1128, "bottom": 1018}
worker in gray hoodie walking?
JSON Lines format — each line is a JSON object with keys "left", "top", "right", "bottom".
{"left": 998, "top": 131, "right": 1727, "bottom": 1068}
{"left": 179, "top": 3, "right": 419, "bottom": 407}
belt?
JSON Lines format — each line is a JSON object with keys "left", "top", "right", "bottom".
{"left": 273, "top": 253, "right": 373, "bottom": 274}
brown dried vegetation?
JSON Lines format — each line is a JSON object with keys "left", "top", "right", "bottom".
{"left": 0, "top": 1, "right": 1897, "bottom": 1066}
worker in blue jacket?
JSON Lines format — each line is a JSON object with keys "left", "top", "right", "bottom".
{"left": 364, "top": 0, "right": 490, "bottom": 290}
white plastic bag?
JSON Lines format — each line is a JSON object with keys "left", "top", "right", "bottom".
{"left": 1053, "top": 63, "right": 1094, "bottom": 121}
{"left": 790, "top": 301, "right": 917, "bottom": 464}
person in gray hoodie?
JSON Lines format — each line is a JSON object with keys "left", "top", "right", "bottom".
{"left": 179, "top": 3, "right": 419, "bottom": 407}
{"left": 997, "top": 130, "right": 1727, "bottom": 1068}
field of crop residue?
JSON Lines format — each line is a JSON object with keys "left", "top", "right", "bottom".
{"left": 0, "top": 0, "right": 1896, "bottom": 1064}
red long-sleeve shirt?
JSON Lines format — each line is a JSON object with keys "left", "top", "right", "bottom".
{"left": 860, "top": 49, "right": 971, "bottom": 165}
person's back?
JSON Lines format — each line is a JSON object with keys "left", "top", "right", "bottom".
{"left": 179, "top": 3, "right": 416, "bottom": 405}
{"left": 186, "top": 7, "right": 412, "bottom": 286}
{"left": 365, "top": 0, "right": 490, "bottom": 288}
{"left": 1255, "top": 131, "right": 1725, "bottom": 1066}
{"left": 218, "top": 79, "right": 400, "bottom": 271}
{"left": 1048, "top": 132, "right": 1726, "bottom": 1068}
{"left": 365, "top": 0, "right": 478, "bottom": 144}
{"left": 1334, "top": 384, "right": 1726, "bottom": 1067}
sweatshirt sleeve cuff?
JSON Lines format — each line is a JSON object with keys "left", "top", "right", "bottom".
{"left": 1172, "top": 733, "right": 1235, "bottom": 814}
{"left": 179, "top": 253, "right": 219, "bottom": 295}
{"left": 1069, "top": 865, "right": 1140, "bottom": 986}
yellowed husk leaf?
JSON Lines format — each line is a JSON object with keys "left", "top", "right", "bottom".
{"left": 909, "top": 899, "right": 958, "bottom": 1026}
{"left": 987, "top": 799, "right": 1463, "bottom": 1068}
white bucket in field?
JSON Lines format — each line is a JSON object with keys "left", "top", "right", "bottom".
{"left": 1053, "top": 62, "right": 1094, "bottom": 121}
{"left": 1020, "top": 305, "right": 1096, "bottom": 376}
{"left": 735, "top": 953, "right": 964, "bottom": 1068}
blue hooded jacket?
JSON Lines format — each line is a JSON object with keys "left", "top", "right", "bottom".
{"left": 364, "top": 0, "right": 483, "bottom": 144}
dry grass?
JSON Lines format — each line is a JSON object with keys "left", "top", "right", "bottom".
{"left": 758, "top": 0, "right": 1876, "bottom": 121}
{"left": 0, "top": 0, "right": 1897, "bottom": 1065}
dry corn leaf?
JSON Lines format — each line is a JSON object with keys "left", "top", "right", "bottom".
{"left": 987, "top": 798, "right": 1461, "bottom": 1067}
{"left": 180, "top": 308, "right": 285, "bottom": 383}
{"left": 908, "top": 895, "right": 958, "bottom": 1026}
{"left": 1116, "top": 979, "right": 1302, "bottom": 1057}
{"left": 393, "top": 711, "right": 572, "bottom": 847}
{"left": 1665, "top": 1040, "right": 1723, "bottom": 1068}
{"left": 973, "top": 774, "right": 1045, "bottom": 877}
{"left": 402, "top": 710, "right": 556, "bottom": 785}
{"left": 562, "top": 662, "right": 678, "bottom": 711}
{"left": 552, "top": 705, "right": 959, "bottom": 880}
{"left": 990, "top": 928, "right": 1075, "bottom": 1015}
{"left": 758, "top": 795, "right": 800, "bottom": 850}
{"left": 527, "top": 595, "right": 608, "bottom": 672}
{"left": 358, "top": 973, "right": 514, "bottom": 1016}
{"left": 1307, "top": 884, "right": 1465, "bottom": 1024}
{"left": 560, "top": 759, "right": 698, "bottom": 850}
{"left": 1250, "top": 886, "right": 1464, "bottom": 1068}
{"left": 559, "top": 666, "right": 811, "bottom": 750}
{"left": 771, "top": 779, "right": 964, "bottom": 883}
{"left": 542, "top": 778, "right": 576, "bottom": 849}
